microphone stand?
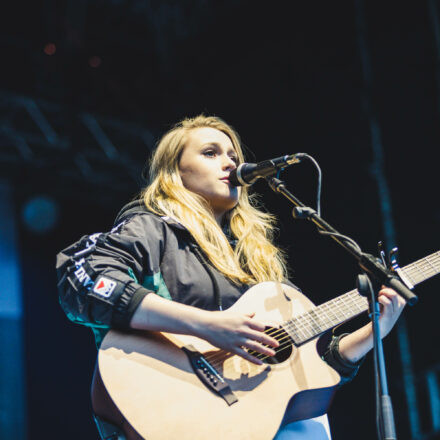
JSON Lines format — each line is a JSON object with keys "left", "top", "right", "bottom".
{"left": 264, "top": 176, "right": 418, "bottom": 440}
{"left": 264, "top": 176, "right": 418, "bottom": 305}
{"left": 357, "top": 273, "right": 397, "bottom": 440}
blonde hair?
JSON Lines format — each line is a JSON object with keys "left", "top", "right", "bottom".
{"left": 141, "top": 115, "right": 289, "bottom": 285}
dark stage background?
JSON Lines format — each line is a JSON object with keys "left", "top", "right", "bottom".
{"left": 1, "top": 1, "right": 439, "bottom": 439}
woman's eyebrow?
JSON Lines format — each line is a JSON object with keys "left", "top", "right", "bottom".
{"left": 201, "top": 142, "right": 221, "bottom": 149}
{"left": 201, "top": 142, "right": 237, "bottom": 155}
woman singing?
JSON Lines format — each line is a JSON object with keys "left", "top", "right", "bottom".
{"left": 56, "top": 115, "right": 405, "bottom": 439}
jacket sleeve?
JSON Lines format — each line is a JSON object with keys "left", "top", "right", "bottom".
{"left": 56, "top": 213, "right": 167, "bottom": 331}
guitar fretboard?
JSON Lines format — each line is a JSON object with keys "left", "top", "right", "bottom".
{"left": 284, "top": 250, "right": 440, "bottom": 346}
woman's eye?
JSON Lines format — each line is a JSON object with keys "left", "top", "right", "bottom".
{"left": 230, "top": 156, "right": 239, "bottom": 164}
{"left": 203, "top": 150, "right": 216, "bottom": 157}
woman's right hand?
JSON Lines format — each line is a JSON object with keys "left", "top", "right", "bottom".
{"left": 131, "top": 294, "right": 279, "bottom": 365}
{"left": 195, "top": 311, "right": 279, "bottom": 365}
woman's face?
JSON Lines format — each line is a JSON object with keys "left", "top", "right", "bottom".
{"left": 179, "top": 127, "right": 240, "bottom": 222}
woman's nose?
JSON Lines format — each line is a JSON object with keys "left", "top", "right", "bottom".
{"left": 222, "top": 155, "right": 236, "bottom": 170}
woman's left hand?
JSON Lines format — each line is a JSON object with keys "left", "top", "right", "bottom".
{"left": 377, "top": 286, "right": 407, "bottom": 338}
{"left": 338, "top": 286, "right": 407, "bottom": 363}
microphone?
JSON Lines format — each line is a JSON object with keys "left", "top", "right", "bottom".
{"left": 229, "top": 153, "right": 305, "bottom": 186}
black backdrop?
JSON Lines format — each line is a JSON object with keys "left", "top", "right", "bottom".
{"left": 3, "top": 0, "right": 440, "bottom": 438}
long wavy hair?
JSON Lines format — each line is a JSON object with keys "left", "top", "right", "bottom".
{"left": 140, "top": 115, "right": 289, "bottom": 285}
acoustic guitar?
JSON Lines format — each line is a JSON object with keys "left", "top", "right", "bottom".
{"left": 97, "top": 251, "right": 439, "bottom": 439}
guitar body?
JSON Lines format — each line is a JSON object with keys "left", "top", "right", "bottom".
{"left": 98, "top": 282, "right": 341, "bottom": 439}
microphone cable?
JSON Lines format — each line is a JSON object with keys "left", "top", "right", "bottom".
{"left": 292, "top": 153, "right": 322, "bottom": 217}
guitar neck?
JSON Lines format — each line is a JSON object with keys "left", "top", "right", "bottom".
{"left": 284, "top": 250, "right": 440, "bottom": 346}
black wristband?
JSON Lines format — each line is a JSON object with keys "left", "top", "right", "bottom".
{"left": 323, "top": 333, "right": 365, "bottom": 384}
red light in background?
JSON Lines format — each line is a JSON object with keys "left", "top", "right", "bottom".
{"left": 89, "top": 56, "right": 102, "bottom": 68}
{"left": 44, "top": 43, "right": 56, "bottom": 55}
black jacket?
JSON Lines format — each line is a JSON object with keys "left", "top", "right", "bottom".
{"left": 56, "top": 200, "right": 362, "bottom": 380}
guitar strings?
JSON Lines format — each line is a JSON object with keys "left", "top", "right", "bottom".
{"left": 206, "top": 283, "right": 420, "bottom": 369}
{"left": 209, "top": 297, "right": 367, "bottom": 368}
{"left": 255, "top": 294, "right": 372, "bottom": 363}
{"left": 405, "top": 262, "right": 440, "bottom": 282}
{"left": 259, "top": 262, "right": 428, "bottom": 360}
{"left": 207, "top": 331, "right": 301, "bottom": 370}
{"left": 204, "top": 294, "right": 367, "bottom": 366}
{"left": 204, "top": 252, "right": 440, "bottom": 368}
{"left": 402, "top": 253, "right": 440, "bottom": 273}
{"left": 403, "top": 253, "right": 440, "bottom": 281}
{"left": 203, "top": 326, "right": 291, "bottom": 365}
{"left": 203, "top": 319, "right": 314, "bottom": 364}
{"left": 203, "top": 324, "right": 297, "bottom": 365}
{"left": 203, "top": 292, "right": 366, "bottom": 363}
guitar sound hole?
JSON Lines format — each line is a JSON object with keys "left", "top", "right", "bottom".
{"left": 248, "top": 326, "right": 293, "bottom": 364}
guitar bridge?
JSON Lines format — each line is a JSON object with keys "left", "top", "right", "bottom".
{"left": 182, "top": 345, "right": 238, "bottom": 406}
